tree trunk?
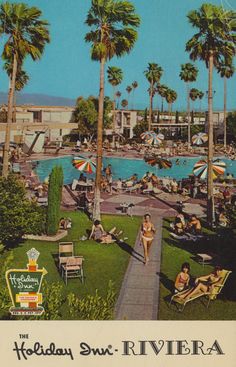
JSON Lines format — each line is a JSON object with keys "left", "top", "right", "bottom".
{"left": 2, "top": 54, "right": 18, "bottom": 177}
{"left": 187, "top": 82, "right": 191, "bottom": 148}
{"left": 207, "top": 52, "right": 214, "bottom": 225}
{"left": 161, "top": 97, "right": 164, "bottom": 113}
{"left": 168, "top": 102, "right": 171, "bottom": 121}
{"left": 148, "top": 81, "right": 153, "bottom": 131}
{"left": 93, "top": 57, "right": 105, "bottom": 221}
{"left": 112, "top": 86, "right": 116, "bottom": 145}
{"left": 223, "top": 76, "right": 227, "bottom": 149}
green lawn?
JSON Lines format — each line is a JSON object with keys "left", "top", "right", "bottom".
{"left": 158, "top": 218, "right": 236, "bottom": 320}
{"left": 0, "top": 211, "right": 141, "bottom": 320}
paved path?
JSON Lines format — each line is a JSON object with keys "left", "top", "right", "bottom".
{"left": 115, "top": 215, "right": 163, "bottom": 320}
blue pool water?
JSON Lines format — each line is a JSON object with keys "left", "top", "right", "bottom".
{"left": 34, "top": 155, "right": 236, "bottom": 184}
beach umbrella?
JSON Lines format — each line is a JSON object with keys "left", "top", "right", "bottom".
{"left": 140, "top": 131, "right": 155, "bottom": 141}
{"left": 141, "top": 131, "right": 164, "bottom": 145}
{"left": 193, "top": 159, "right": 226, "bottom": 180}
{"left": 144, "top": 155, "right": 172, "bottom": 169}
{"left": 146, "top": 133, "right": 164, "bottom": 146}
{"left": 192, "top": 132, "right": 208, "bottom": 145}
{"left": 72, "top": 155, "right": 96, "bottom": 174}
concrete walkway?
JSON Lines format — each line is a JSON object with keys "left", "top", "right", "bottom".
{"left": 115, "top": 215, "right": 163, "bottom": 320}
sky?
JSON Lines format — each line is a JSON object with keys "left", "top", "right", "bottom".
{"left": 0, "top": 0, "right": 235, "bottom": 111}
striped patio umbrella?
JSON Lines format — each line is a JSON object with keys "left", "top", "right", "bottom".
{"left": 144, "top": 155, "right": 172, "bottom": 169}
{"left": 140, "top": 131, "right": 155, "bottom": 141}
{"left": 141, "top": 131, "right": 164, "bottom": 145}
{"left": 72, "top": 155, "right": 96, "bottom": 174}
{"left": 192, "top": 132, "right": 208, "bottom": 145}
{"left": 193, "top": 159, "right": 226, "bottom": 180}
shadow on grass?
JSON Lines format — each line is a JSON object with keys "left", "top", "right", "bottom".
{"left": 116, "top": 240, "right": 144, "bottom": 263}
{"left": 52, "top": 253, "right": 61, "bottom": 276}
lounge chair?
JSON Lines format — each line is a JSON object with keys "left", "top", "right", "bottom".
{"left": 58, "top": 242, "right": 74, "bottom": 273}
{"left": 170, "top": 269, "right": 232, "bottom": 312}
{"left": 61, "top": 256, "right": 84, "bottom": 284}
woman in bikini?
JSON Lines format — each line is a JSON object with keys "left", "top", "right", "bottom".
{"left": 174, "top": 262, "right": 190, "bottom": 292}
{"left": 141, "top": 213, "right": 156, "bottom": 265}
{"left": 179, "top": 266, "right": 223, "bottom": 300}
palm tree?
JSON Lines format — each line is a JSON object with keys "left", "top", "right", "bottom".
{"left": 107, "top": 66, "right": 123, "bottom": 140}
{"left": 157, "top": 84, "right": 168, "bottom": 114}
{"left": 179, "top": 63, "right": 198, "bottom": 147}
{"left": 121, "top": 99, "right": 128, "bottom": 109}
{"left": 85, "top": 0, "right": 140, "bottom": 220}
{"left": 189, "top": 88, "right": 201, "bottom": 115}
{"left": 126, "top": 85, "right": 132, "bottom": 108}
{"left": 0, "top": 2, "right": 50, "bottom": 177}
{"left": 217, "top": 62, "right": 235, "bottom": 149}
{"left": 4, "top": 61, "right": 29, "bottom": 122}
{"left": 132, "top": 81, "right": 138, "bottom": 109}
{"left": 144, "top": 63, "right": 163, "bottom": 130}
{"left": 4, "top": 61, "right": 30, "bottom": 92}
{"left": 165, "top": 88, "right": 177, "bottom": 122}
{"left": 186, "top": 3, "right": 236, "bottom": 224}
{"left": 198, "top": 90, "right": 204, "bottom": 112}
{"left": 115, "top": 90, "right": 122, "bottom": 108}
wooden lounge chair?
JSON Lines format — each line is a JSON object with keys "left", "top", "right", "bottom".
{"left": 58, "top": 242, "right": 74, "bottom": 272}
{"left": 61, "top": 256, "right": 84, "bottom": 284}
{"left": 170, "top": 269, "right": 232, "bottom": 312}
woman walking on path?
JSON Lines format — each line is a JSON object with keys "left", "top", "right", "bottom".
{"left": 140, "top": 213, "right": 156, "bottom": 265}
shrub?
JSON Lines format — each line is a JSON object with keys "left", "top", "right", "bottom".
{"left": 46, "top": 166, "right": 64, "bottom": 235}
{"left": 0, "top": 175, "right": 46, "bottom": 245}
{"left": 67, "top": 281, "right": 116, "bottom": 320}
{"left": 0, "top": 252, "right": 14, "bottom": 315}
{"left": 40, "top": 281, "right": 64, "bottom": 320}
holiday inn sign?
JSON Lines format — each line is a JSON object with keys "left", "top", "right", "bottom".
{"left": 5, "top": 248, "right": 47, "bottom": 316}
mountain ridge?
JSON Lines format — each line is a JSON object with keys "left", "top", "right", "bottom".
{"left": 0, "top": 92, "right": 76, "bottom": 107}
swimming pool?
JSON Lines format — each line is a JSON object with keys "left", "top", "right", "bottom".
{"left": 34, "top": 155, "right": 236, "bottom": 184}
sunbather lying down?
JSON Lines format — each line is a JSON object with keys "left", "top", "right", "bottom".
{"left": 89, "top": 220, "right": 123, "bottom": 244}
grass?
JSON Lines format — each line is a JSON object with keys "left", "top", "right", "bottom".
{"left": 0, "top": 211, "right": 141, "bottom": 320}
{"left": 158, "top": 218, "right": 236, "bottom": 320}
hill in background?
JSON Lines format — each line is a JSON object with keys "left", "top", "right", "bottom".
{"left": 0, "top": 92, "right": 76, "bottom": 107}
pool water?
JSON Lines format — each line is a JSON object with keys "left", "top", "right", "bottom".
{"left": 34, "top": 155, "right": 236, "bottom": 184}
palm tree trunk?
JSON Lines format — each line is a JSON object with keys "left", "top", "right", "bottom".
{"left": 187, "top": 82, "right": 191, "bottom": 148}
{"left": 127, "top": 93, "right": 130, "bottom": 109}
{"left": 223, "top": 76, "right": 227, "bottom": 149}
{"left": 161, "top": 97, "right": 164, "bottom": 113}
{"left": 93, "top": 57, "right": 105, "bottom": 220}
{"left": 148, "top": 81, "right": 153, "bottom": 131}
{"left": 112, "top": 86, "right": 116, "bottom": 145}
{"left": 168, "top": 102, "right": 171, "bottom": 122}
{"left": 207, "top": 51, "right": 214, "bottom": 225}
{"left": 2, "top": 54, "right": 18, "bottom": 177}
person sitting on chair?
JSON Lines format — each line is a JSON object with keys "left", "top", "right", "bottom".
{"left": 174, "top": 262, "right": 190, "bottom": 292}
{"left": 174, "top": 217, "right": 185, "bottom": 235}
{"left": 187, "top": 214, "right": 202, "bottom": 235}
{"left": 218, "top": 210, "right": 229, "bottom": 227}
{"left": 178, "top": 266, "right": 223, "bottom": 300}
